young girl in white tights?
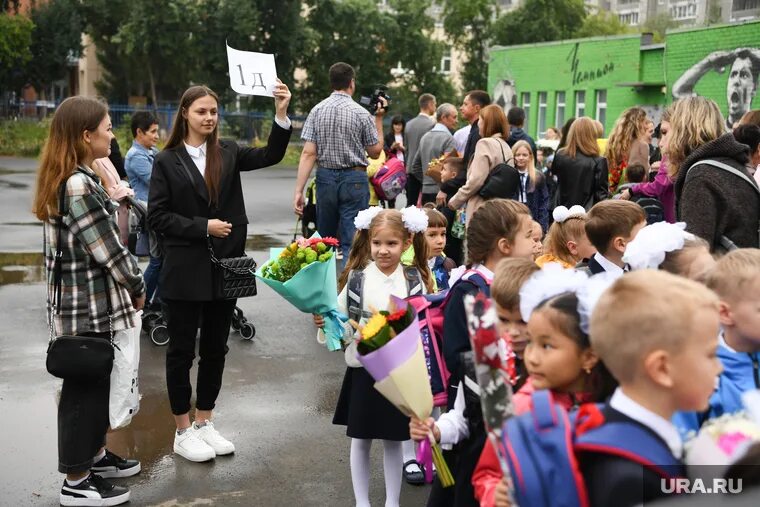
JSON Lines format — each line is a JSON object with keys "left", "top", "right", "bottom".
{"left": 315, "top": 206, "right": 433, "bottom": 507}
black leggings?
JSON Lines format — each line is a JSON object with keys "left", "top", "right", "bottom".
{"left": 58, "top": 332, "right": 110, "bottom": 474}
{"left": 164, "top": 298, "right": 237, "bottom": 415}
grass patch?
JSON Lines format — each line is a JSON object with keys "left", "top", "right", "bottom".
{"left": 0, "top": 119, "right": 50, "bottom": 157}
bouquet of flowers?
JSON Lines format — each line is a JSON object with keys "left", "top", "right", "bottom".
{"left": 354, "top": 296, "right": 455, "bottom": 487}
{"left": 464, "top": 292, "right": 519, "bottom": 505}
{"left": 685, "top": 411, "right": 760, "bottom": 479}
{"left": 426, "top": 150, "right": 458, "bottom": 184}
{"left": 256, "top": 233, "right": 347, "bottom": 351}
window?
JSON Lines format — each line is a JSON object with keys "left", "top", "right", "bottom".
{"left": 440, "top": 48, "right": 451, "bottom": 74}
{"left": 618, "top": 11, "right": 640, "bottom": 25}
{"left": 521, "top": 92, "right": 531, "bottom": 132}
{"left": 670, "top": 1, "right": 698, "bottom": 19}
{"left": 595, "top": 89, "right": 607, "bottom": 133}
{"left": 555, "top": 91, "right": 566, "bottom": 130}
{"left": 575, "top": 90, "right": 585, "bottom": 117}
{"left": 537, "top": 92, "right": 547, "bottom": 136}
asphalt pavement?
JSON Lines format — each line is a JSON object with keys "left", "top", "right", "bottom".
{"left": 0, "top": 157, "right": 428, "bottom": 506}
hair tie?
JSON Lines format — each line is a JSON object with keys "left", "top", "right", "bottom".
{"left": 622, "top": 222, "right": 695, "bottom": 271}
{"left": 552, "top": 205, "right": 586, "bottom": 224}
{"left": 401, "top": 206, "right": 428, "bottom": 233}
{"left": 354, "top": 206, "right": 384, "bottom": 230}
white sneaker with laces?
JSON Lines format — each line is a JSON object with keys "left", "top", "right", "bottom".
{"left": 173, "top": 428, "right": 215, "bottom": 462}
{"left": 194, "top": 421, "right": 235, "bottom": 455}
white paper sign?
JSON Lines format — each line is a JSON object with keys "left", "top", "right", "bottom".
{"left": 226, "top": 42, "right": 277, "bottom": 97}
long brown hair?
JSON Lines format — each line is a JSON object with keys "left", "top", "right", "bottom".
{"left": 563, "top": 117, "right": 600, "bottom": 158}
{"left": 479, "top": 104, "right": 510, "bottom": 138}
{"left": 33, "top": 96, "right": 108, "bottom": 220}
{"left": 466, "top": 199, "right": 531, "bottom": 265}
{"left": 606, "top": 107, "right": 648, "bottom": 170}
{"left": 338, "top": 210, "right": 434, "bottom": 294}
{"left": 166, "top": 85, "right": 223, "bottom": 206}
{"left": 666, "top": 97, "right": 726, "bottom": 179}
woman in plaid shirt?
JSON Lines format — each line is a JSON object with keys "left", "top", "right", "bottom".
{"left": 34, "top": 97, "right": 146, "bottom": 506}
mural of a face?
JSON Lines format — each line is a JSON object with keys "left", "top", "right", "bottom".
{"left": 493, "top": 79, "right": 517, "bottom": 112}
{"left": 727, "top": 57, "right": 756, "bottom": 120}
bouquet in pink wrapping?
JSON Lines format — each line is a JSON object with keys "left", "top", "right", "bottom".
{"left": 352, "top": 295, "right": 454, "bottom": 487}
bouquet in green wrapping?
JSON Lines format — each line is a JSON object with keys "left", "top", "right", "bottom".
{"left": 259, "top": 236, "right": 338, "bottom": 282}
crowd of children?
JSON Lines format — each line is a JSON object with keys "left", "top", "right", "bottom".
{"left": 311, "top": 190, "right": 760, "bottom": 507}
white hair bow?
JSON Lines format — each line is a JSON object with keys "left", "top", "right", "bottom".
{"left": 552, "top": 205, "right": 586, "bottom": 223}
{"left": 622, "top": 222, "right": 695, "bottom": 271}
{"left": 353, "top": 206, "right": 384, "bottom": 230}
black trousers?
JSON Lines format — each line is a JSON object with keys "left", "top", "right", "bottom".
{"left": 58, "top": 332, "right": 110, "bottom": 474}
{"left": 164, "top": 298, "right": 237, "bottom": 415}
{"left": 406, "top": 174, "right": 422, "bottom": 207}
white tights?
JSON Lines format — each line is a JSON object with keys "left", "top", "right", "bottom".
{"left": 350, "top": 438, "right": 403, "bottom": 507}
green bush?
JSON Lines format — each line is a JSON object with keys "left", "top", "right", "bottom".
{"left": 0, "top": 119, "right": 50, "bottom": 157}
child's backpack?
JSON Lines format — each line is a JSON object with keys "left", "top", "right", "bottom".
{"left": 631, "top": 193, "right": 666, "bottom": 225}
{"left": 406, "top": 270, "right": 490, "bottom": 407}
{"left": 501, "top": 390, "right": 683, "bottom": 507}
{"left": 301, "top": 178, "right": 318, "bottom": 238}
{"left": 371, "top": 155, "right": 407, "bottom": 202}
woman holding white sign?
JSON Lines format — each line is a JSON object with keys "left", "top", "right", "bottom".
{"left": 148, "top": 83, "right": 292, "bottom": 462}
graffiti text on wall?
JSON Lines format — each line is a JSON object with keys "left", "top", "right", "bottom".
{"left": 567, "top": 43, "right": 615, "bottom": 86}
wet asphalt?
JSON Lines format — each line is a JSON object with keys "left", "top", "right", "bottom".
{"left": 0, "top": 157, "right": 428, "bottom": 506}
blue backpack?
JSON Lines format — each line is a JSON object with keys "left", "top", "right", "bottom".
{"left": 501, "top": 390, "right": 682, "bottom": 507}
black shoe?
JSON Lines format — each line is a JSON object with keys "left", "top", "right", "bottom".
{"left": 60, "top": 474, "right": 130, "bottom": 506}
{"left": 91, "top": 450, "right": 141, "bottom": 478}
{"left": 403, "top": 459, "right": 425, "bottom": 485}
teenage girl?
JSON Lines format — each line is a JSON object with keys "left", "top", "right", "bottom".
{"left": 512, "top": 140, "right": 550, "bottom": 232}
{"left": 473, "top": 270, "right": 617, "bottom": 507}
{"left": 536, "top": 206, "right": 596, "bottom": 269}
{"left": 315, "top": 207, "right": 433, "bottom": 507}
{"left": 411, "top": 199, "right": 535, "bottom": 507}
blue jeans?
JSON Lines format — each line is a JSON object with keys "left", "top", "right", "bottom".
{"left": 315, "top": 168, "right": 370, "bottom": 270}
{"left": 144, "top": 255, "right": 162, "bottom": 304}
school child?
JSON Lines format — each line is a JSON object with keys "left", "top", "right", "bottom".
{"left": 530, "top": 220, "right": 543, "bottom": 261}
{"left": 512, "top": 139, "right": 550, "bottom": 232}
{"left": 585, "top": 270, "right": 723, "bottom": 505}
{"left": 314, "top": 206, "right": 433, "bottom": 507}
{"left": 423, "top": 204, "right": 457, "bottom": 291}
{"left": 439, "top": 157, "right": 466, "bottom": 266}
{"left": 409, "top": 199, "right": 535, "bottom": 507}
{"left": 622, "top": 221, "right": 715, "bottom": 281}
{"left": 614, "top": 163, "right": 647, "bottom": 196}
{"left": 674, "top": 249, "right": 760, "bottom": 435}
{"left": 582, "top": 200, "right": 646, "bottom": 275}
{"left": 535, "top": 205, "right": 596, "bottom": 269}
{"left": 472, "top": 265, "right": 618, "bottom": 507}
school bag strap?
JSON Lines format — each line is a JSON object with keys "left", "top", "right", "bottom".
{"left": 403, "top": 265, "right": 423, "bottom": 296}
{"left": 347, "top": 266, "right": 425, "bottom": 324}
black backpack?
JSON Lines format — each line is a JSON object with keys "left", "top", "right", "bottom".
{"left": 631, "top": 193, "right": 665, "bottom": 224}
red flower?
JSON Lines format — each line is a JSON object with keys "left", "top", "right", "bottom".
{"left": 386, "top": 308, "right": 407, "bottom": 322}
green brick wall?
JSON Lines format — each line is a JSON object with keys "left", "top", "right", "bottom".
{"left": 488, "top": 20, "right": 760, "bottom": 138}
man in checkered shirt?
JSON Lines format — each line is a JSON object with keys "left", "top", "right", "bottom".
{"left": 293, "top": 62, "right": 386, "bottom": 266}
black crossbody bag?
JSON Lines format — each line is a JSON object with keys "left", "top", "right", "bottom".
{"left": 46, "top": 176, "right": 115, "bottom": 382}
{"left": 176, "top": 152, "right": 258, "bottom": 299}
{"left": 479, "top": 139, "right": 520, "bottom": 200}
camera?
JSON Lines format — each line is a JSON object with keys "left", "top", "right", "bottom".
{"left": 359, "top": 86, "right": 391, "bottom": 115}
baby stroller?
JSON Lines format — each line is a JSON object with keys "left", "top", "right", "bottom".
{"left": 128, "top": 198, "right": 256, "bottom": 344}
{"left": 296, "top": 178, "right": 318, "bottom": 239}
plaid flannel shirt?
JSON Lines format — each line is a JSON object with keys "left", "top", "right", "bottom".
{"left": 301, "top": 92, "right": 378, "bottom": 168}
{"left": 45, "top": 167, "right": 144, "bottom": 335}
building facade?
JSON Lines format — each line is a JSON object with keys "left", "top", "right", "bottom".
{"left": 487, "top": 19, "right": 760, "bottom": 138}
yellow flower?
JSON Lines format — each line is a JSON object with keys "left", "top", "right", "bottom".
{"left": 361, "top": 314, "right": 387, "bottom": 341}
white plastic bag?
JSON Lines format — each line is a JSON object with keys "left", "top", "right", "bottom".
{"left": 109, "top": 315, "right": 142, "bottom": 429}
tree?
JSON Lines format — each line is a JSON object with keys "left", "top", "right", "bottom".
{"left": 0, "top": 15, "right": 33, "bottom": 93}
{"left": 441, "top": 0, "right": 498, "bottom": 92}
{"left": 575, "top": 10, "right": 630, "bottom": 38}
{"left": 23, "top": 0, "right": 83, "bottom": 98}
{"left": 491, "top": 0, "right": 586, "bottom": 47}
{"left": 641, "top": 13, "right": 678, "bottom": 42}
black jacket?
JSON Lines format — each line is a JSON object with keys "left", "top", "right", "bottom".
{"left": 384, "top": 131, "right": 405, "bottom": 164}
{"left": 148, "top": 123, "right": 292, "bottom": 301}
{"left": 552, "top": 151, "right": 609, "bottom": 209}
{"left": 674, "top": 133, "right": 758, "bottom": 251}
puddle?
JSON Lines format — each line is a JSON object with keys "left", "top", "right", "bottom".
{"left": 1, "top": 221, "right": 42, "bottom": 227}
{"left": 0, "top": 251, "right": 45, "bottom": 285}
{"left": 245, "top": 234, "right": 284, "bottom": 251}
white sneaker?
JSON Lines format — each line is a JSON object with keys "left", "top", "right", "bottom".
{"left": 173, "top": 428, "right": 215, "bottom": 462}
{"left": 194, "top": 421, "right": 235, "bottom": 455}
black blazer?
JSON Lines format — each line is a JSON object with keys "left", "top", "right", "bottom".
{"left": 148, "top": 123, "right": 292, "bottom": 301}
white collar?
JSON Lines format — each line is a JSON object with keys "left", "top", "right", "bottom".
{"left": 184, "top": 142, "right": 206, "bottom": 158}
{"left": 593, "top": 252, "right": 624, "bottom": 275}
{"left": 718, "top": 331, "right": 738, "bottom": 353}
{"left": 432, "top": 123, "right": 450, "bottom": 133}
{"left": 610, "top": 388, "right": 683, "bottom": 459}
{"left": 367, "top": 261, "right": 404, "bottom": 282}
{"left": 471, "top": 263, "right": 494, "bottom": 282}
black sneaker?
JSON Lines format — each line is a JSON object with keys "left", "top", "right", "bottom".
{"left": 90, "top": 450, "right": 141, "bottom": 478}
{"left": 60, "top": 474, "right": 130, "bottom": 506}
